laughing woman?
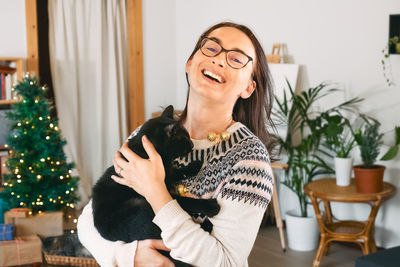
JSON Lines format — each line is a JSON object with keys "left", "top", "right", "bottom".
{"left": 78, "top": 21, "right": 276, "bottom": 267}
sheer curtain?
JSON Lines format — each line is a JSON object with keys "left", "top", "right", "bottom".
{"left": 48, "top": 0, "right": 128, "bottom": 203}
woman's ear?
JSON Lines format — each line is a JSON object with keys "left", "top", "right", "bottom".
{"left": 185, "top": 58, "right": 193, "bottom": 74}
{"left": 240, "top": 80, "right": 256, "bottom": 99}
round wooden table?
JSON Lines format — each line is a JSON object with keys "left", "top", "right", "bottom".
{"left": 304, "top": 178, "right": 396, "bottom": 267}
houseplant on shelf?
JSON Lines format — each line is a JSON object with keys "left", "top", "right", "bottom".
{"left": 353, "top": 119, "right": 400, "bottom": 193}
{"left": 323, "top": 115, "right": 357, "bottom": 186}
{"left": 274, "top": 80, "right": 361, "bottom": 251}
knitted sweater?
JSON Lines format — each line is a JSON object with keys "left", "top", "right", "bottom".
{"left": 77, "top": 122, "right": 273, "bottom": 267}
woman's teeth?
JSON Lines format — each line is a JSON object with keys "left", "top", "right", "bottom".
{"left": 203, "top": 70, "right": 222, "bottom": 83}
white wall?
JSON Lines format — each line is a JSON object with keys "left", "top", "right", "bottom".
{"left": 143, "top": 0, "right": 177, "bottom": 118}
{"left": 143, "top": 0, "right": 400, "bottom": 248}
{"left": 0, "top": 0, "right": 26, "bottom": 57}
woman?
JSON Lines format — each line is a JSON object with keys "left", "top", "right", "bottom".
{"left": 78, "top": 21, "right": 275, "bottom": 267}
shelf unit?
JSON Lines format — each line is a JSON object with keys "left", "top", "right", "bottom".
{"left": 0, "top": 57, "right": 24, "bottom": 105}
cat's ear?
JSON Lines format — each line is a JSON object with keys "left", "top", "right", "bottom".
{"left": 161, "top": 105, "right": 174, "bottom": 119}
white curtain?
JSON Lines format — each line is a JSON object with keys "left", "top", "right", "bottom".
{"left": 48, "top": 0, "right": 128, "bottom": 203}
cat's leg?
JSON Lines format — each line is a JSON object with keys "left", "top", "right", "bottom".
{"left": 175, "top": 196, "right": 220, "bottom": 217}
{"left": 200, "top": 218, "right": 213, "bottom": 233}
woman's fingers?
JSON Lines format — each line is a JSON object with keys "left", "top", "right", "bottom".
{"left": 111, "top": 175, "right": 132, "bottom": 188}
{"left": 112, "top": 153, "right": 123, "bottom": 174}
{"left": 149, "top": 239, "right": 171, "bottom": 252}
{"left": 135, "top": 240, "right": 174, "bottom": 267}
{"left": 113, "top": 146, "right": 130, "bottom": 173}
{"left": 141, "top": 135, "right": 159, "bottom": 161}
{"left": 120, "top": 142, "right": 142, "bottom": 162}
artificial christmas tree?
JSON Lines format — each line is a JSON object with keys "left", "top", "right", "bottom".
{"left": 0, "top": 75, "right": 79, "bottom": 214}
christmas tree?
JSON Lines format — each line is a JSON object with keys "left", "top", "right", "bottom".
{"left": 0, "top": 75, "right": 79, "bottom": 214}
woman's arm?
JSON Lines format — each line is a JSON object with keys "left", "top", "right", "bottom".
{"left": 152, "top": 159, "right": 273, "bottom": 267}
{"left": 77, "top": 201, "right": 137, "bottom": 267}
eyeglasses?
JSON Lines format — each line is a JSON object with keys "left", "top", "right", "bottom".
{"left": 200, "top": 37, "right": 253, "bottom": 69}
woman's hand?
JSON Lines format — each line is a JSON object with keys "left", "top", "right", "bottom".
{"left": 111, "top": 136, "right": 173, "bottom": 213}
{"left": 135, "top": 239, "right": 174, "bottom": 267}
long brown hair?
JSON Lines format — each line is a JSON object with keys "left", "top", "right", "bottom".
{"left": 179, "top": 22, "right": 277, "bottom": 159}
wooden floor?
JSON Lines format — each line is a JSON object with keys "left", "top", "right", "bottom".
{"left": 249, "top": 224, "right": 363, "bottom": 267}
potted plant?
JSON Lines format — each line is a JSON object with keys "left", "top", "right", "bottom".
{"left": 274, "top": 81, "right": 361, "bottom": 251}
{"left": 381, "top": 36, "right": 399, "bottom": 87}
{"left": 323, "top": 114, "right": 357, "bottom": 186}
{"left": 353, "top": 120, "right": 400, "bottom": 193}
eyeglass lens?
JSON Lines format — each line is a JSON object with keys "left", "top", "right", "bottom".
{"left": 200, "top": 39, "right": 249, "bottom": 69}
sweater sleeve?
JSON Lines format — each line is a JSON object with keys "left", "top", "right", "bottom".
{"left": 152, "top": 158, "right": 273, "bottom": 267}
{"left": 77, "top": 200, "right": 137, "bottom": 267}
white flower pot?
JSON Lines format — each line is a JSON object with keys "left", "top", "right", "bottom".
{"left": 285, "top": 210, "right": 319, "bottom": 251}
{"left": 334, "top": 157, "right": 353, "bottom": 186}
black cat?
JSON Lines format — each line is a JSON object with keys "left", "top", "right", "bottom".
{"left": 91, "top": 105, "right": 220, "bottom": 265}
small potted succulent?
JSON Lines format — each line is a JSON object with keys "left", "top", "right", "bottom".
{"left": 353, "top": 120, "right": 400, "bottom": 193}
{"left": 323, "top": 114, "right": 356, "bottom": 186}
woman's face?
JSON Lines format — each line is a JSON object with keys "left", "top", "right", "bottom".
{"left": 186, "top": 27, "right": 256, "bottom": 105}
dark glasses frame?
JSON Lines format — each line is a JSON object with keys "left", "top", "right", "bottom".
{"left": 200, "top": 37, "right": 253, "bottom": 69}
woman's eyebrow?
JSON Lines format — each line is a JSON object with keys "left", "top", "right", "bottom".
{"left": 208, "top": 36, "right": 248, "bottom": 55}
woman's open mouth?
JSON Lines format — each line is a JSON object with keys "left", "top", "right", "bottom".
{"left": 201, "top": 69, "right": 225, "bottom": 84}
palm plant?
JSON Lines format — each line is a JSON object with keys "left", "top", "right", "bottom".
{"left": 274, "top": 80, "right": 362, "bottom": 217}
{"left": 323, "top": 114, "right": 356, "bottom": 158}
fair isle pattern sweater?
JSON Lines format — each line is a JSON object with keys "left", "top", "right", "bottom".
{"left": 175, "top": 123, "right": 271, "bottom": 208}
{"left": 77, "top": 122, "right": 273, "bottom": 267}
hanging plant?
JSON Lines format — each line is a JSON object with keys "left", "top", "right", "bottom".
{"left": 381, "top": 36, "right": 399, "bottom": 87}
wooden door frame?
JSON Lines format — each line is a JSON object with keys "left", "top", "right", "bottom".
{"left": 25, "top": 0, "right": 145, "bottom": 135}
{"left": 25, "top": 0, "right": 39, "bottom": 76}
{"left": 126, "top": 0, "right": 145, "bottom": 134}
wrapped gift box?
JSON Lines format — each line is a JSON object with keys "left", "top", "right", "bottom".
{"left": 0, "top": 224, "right": 15, "bottom": 241}
{"left": 0, "top": 235, "right": 42, "bottom": 266}
{"left": 0, "top": 198, "right": 10, "bottom": 224}
{"left": 8, "top": 208, "right": 31, "bottom": 218}
{"left": 4, "top": 210, "right": 63, "bottom": 237}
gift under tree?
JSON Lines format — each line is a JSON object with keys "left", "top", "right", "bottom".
{"left": 0, "top": 75, "right": 79, "bottom": 214}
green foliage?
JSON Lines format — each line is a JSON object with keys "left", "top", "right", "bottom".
{"left": 354, "top": 120, "right": 383, "bottom": 167}
{"left": 381, "top": 36, "right": 399, "bottom": 87}
{"left": 274, "top": 80, "right": 361, "bottom": 217}
{"left": 0, "top": 75, "right": 79, "bottom": 214}
{"left": 380, "top": 126, "right": 400, "bottom": 161}
{"left": 322, "top": 114, "right": 356, "bottom": 158}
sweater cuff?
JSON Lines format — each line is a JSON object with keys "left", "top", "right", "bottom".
{"left": 114, "top": 240, "right": 137, "bottom": 267}
{"left": 152, "top": 199, "right": 191, "bottom": 231}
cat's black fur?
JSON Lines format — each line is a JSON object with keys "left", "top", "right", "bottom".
{"left": 91, "top": 106, "right": 220, "bottom": 266}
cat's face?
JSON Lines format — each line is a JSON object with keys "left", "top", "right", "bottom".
{"left": 141, "top": 105, "right": 193, "bottom": 160}
{"left": 165, "top": 123, "right": 193, "bottom": 159}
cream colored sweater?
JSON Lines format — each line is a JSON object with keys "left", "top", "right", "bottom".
{"left": 77, "top": 122, "right": 273, "bottom": 267}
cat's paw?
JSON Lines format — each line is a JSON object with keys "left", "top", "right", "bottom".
{"left": 200, "top": 219, "right": 213, "bottom": 233}
{"left": 202, "top": 199, "right": 220, "bottom": 217}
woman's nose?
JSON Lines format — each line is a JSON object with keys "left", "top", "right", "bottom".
{"left": 212, "top": 53, "right": 226, "bottom": 68}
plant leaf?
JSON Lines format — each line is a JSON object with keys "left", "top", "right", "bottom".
{"left": 395, "top": 126, "right": 400, "bottom": 145}
{"left": 381, "top": 146, "right": 399, "bottom": 161}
